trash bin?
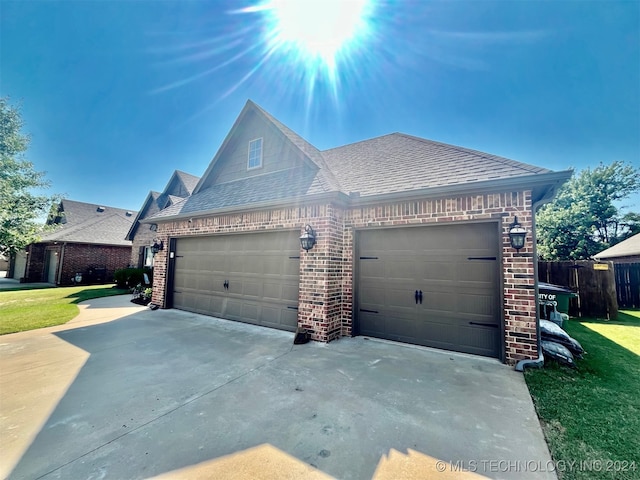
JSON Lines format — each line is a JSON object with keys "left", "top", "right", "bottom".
{"left": 539, "top": 282, "right": 578, "bottom": 321}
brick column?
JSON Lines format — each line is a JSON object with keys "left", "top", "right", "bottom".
{"left": 502, "top": 192, "right": 538, "bottom": 364}
{"left": 150, "top": 233, "right": 169, "bottom": 307}
{"left": 297, "top": 205, "right": 345, "bottom": 342}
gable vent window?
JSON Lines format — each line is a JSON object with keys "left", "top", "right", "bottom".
{"left": 248, "top": 138, "right": 263, "bottom": 170}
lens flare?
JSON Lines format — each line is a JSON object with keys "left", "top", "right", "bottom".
{"left": 151, "top": 1, "right": 378, "bottom": 114}
{"left": 262, "top": 0, "right": 373, "bottom": 75}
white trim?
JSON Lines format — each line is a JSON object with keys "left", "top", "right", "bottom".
{"left": 247, "top": 137, "right": 263, "bottom": 170}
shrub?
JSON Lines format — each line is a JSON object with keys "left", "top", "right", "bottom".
{"left": 113, "top": 267, "right": 153, "bottom": 289}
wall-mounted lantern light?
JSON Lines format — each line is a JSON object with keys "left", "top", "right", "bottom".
{"left": 508, "top": 216, "right": 527, "bottom": 250}
{"left": 149, "top": 223, "right": 158, "bottom": 232}
{"left": 151, "top": 239, "right": 164, "bottom": 255}
{"left": 299, "top": 224, "right": 317, "bottom": 252}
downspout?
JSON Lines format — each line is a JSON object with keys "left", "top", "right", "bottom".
{"left": 515, "top": 194, "right": 552, "bottom": 372}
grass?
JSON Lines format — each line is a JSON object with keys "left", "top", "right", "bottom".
{"left": 525, "top": 310, "right": 640, "bottom": 480}
{"left": 0, "top": 285, "right": 129, "bottom": 335}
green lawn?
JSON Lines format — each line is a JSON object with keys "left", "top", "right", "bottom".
{"left": 525, "top": 310, "right": 640, "bottom": 480}
{"left": 0, "top": 285, "right": 129, "bottom": 335}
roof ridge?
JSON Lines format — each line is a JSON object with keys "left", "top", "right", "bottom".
{"left": 61, "top": 198, "right": 136, "bottom": 215}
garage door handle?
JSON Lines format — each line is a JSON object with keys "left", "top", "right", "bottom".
{"left": 415, "top": 290, "right": 423, "bottom": 304}
{"left": 223, "top": 280, "right": 229, "bottom": 290}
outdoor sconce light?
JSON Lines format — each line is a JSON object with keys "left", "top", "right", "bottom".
{"left": 151, "top": 239, "right": 164, "bottom": 255}
{"left": 149, "top": 223, "right": 158, "bottom": 232}
{"left": 508, "top": 216, "right": 527, "bottom": 250}
{"left": 299, "top": 224, "right": 317, "bottom": 252}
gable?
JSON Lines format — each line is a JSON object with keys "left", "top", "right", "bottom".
{"left": 165, "top": 174, "right": 194, "bottom": 198}
{"left": 198, "top": 109, "right": 312, "bottom": 191}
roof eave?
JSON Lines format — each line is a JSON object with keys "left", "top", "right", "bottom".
{"left": 142, "top": 171, "right": 572, "bottom": 224}
{"left": 348, "top": 170, "right": 573, "bottom": 207}
{"left": 141, "top": 191, "right": 351, "bottom": 224}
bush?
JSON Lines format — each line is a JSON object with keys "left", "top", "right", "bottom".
{"left": 113, "top": 267, "right": 153, "bottom": 289}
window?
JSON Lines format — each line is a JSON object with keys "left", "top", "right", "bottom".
{"left": 248, "top": 138, "right": 263, "bottom": 170}
{"left": 138, "top": 246, "right": 154, "bottom": 268}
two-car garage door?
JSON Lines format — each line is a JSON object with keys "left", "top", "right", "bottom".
{"left": 357, "top": 223, "right": 501, "bottom": 358}
{"left": 172, "top": 231, "right": 300, "bottom": 332}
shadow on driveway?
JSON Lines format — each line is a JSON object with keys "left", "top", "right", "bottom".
{"left": 3, "top": 305, "right": 555, "bottom": 479}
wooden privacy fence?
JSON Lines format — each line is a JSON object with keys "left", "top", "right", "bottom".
{"left": 538, "top": 260, "right": 618, "bottom": 319}
{"left": 614, "top": 263, "right": 640, "bottom": 309}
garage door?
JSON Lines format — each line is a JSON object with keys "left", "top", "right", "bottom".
{"left": 172, "top": 231, "right": 300, "bottom": 331}
{"left": 357, "top": 223, "right": 501, "bottom": 357}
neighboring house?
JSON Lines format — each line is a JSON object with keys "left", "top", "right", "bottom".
{"left": 145, "top": 100, "right": 571, "bottom": 364}
{"left": 0, "top": 254, "right": 8, "bottom": 273}
{"left": 593, "top": 233, "right": 640, "bottom": 264}
{"left": 15, "top": 199, "right": 136, "bottom": 285}
{"left": 126, "top": 170, "right": 199, "bottom": 268}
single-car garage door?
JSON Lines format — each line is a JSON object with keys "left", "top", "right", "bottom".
{"left": 172, "top": 231, "right": 300, "bottom": 331}
{"left": 357, "top": 223, "right": 501, "bottom": 357}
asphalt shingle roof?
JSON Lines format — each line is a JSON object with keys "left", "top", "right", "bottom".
{"left": 174, "top": 170, "right": 200, "bottom": 195}
{"left": 321, "top": 133, "right": 551, "bottom": 197}
{"left": 594, "top": 233, "right": 640, "bottom": 259}
{"left": 43, "top": 199, "right": 136, "bottom": 246}
{"left": 153, "top": 167, "right": 317, "bottom": 218}
{"left": 148, "top": 101, "right": 560, "bottom": 221}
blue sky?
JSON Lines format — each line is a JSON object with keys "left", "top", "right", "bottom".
{"left": 1, "top": 0, "right": 639, "bottom": 213}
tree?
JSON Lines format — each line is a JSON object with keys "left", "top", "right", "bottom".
{"left": 537, "top": 161, "right": 640, "bottom": 260}
{"left": 0, "top": 98, "right": 57, "bottom": 258}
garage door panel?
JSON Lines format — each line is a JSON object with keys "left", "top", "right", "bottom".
{"left": 422, "top": 291, "right": 457, "bottom": 312}
{"left": 420, "top": 261, "right": 456, "bottom": 281}
{"left": 359, "top": 260, "right": 384, "bottom": 278}
{"left": 173, "top": 231, "right": 300, "bottom": 332}
{"left": 458, "top": 293, "right": 496, "bottom": 317}
{"left": 386, "top": 259, "right": 415, "bottom": 280}
{"left": 241, "top": 304, "right": 259, "bottom": 321}
{"left": 263, "top": 282, "right": 282, "bottom": 301}
{"left": 357, "top": 223, "right": 501, "bottom": 358}
{"left": 281, "top": 284, "right": 299, "bottom": 303}
{"left": 239, "top": 280, "right": 261, "bottom": 297}
{"left": 358, "top": 312, "right": 387, "bottom": 337}
{"left": 462, "top": 262, "right": 496, "bottom": 283}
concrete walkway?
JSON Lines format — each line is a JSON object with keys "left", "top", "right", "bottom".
{"left": 0, "top": 296, "right": 556, "bottom": 480}
{"left": 0, "top": 273, "right": 52, "bottom": 290}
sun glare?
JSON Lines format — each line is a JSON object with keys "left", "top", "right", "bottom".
{"left": 153, "top": 1, "right": 378, "bottom": 111}
{"left": 262, "top": 0, "right": 374, "bottom": 74}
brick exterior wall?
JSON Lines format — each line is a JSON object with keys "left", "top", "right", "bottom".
{"left": 151, "top": 189, "right": 537, "bottom": 364}
{"left": 24, "top": 242, "right": 131, "bottom": 285}
{"left": 58, "top": 243, "right": 132, "bottom": 285}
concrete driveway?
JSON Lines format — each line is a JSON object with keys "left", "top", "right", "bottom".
{"left": 1, "top": 295, "right": 555, "bottom": 480}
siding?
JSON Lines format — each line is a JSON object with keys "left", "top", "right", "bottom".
{"left": 200, "top": 110, "right": 308, "bottom": 188}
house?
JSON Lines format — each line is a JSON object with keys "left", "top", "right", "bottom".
{"left": 125, "top": 170, "right": 199, "bottom": 268}
{"left": 593, "top": 233, "right": 640, "bottom": 264}
{"left": 144, "top": 100, "right": 571, "bottom": 364}
{"left": 14, "top": 199, "right": 136, "bottom": 285}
